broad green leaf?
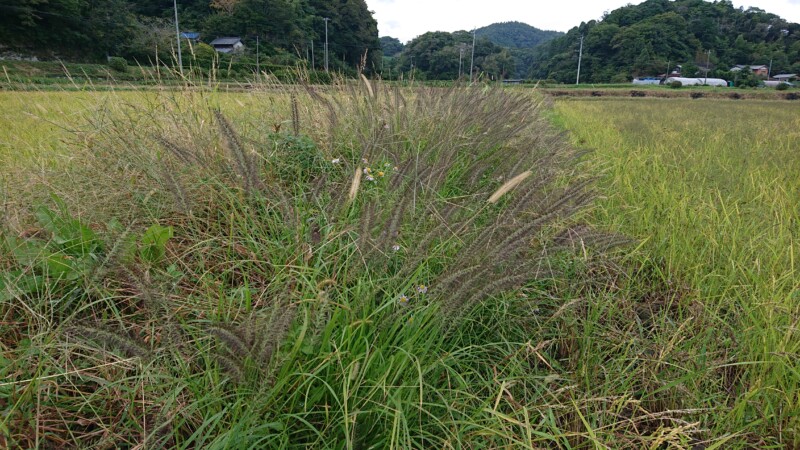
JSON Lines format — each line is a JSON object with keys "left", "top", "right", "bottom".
{"left": 4, "top": 236, "right": 47, "bottom": 267}
{"left": 44, "top": 253, "right": 77, "bottom": 277}
{"left": 0, "top": 270, "right": 45, "bottom": 301}
{"left": 139, "top": 224, "right": 174, "bottom": 263}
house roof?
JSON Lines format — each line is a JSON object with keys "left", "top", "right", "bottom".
{"left": 210, "top": 37, "right": 243, "bottom": 46}
{"left": 773, "top": 73, "right": 797, "bottom": 79}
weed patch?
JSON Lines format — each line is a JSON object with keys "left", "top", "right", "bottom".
{"left": 0, "top": 82, "right": 633, "bottom": 447}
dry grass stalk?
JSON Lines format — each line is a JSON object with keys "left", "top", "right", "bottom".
{"left": 488, "top": 170, "right": 533, "bottom": 204}
{"left": 360, "top": 73, "right": 375, "bottom": 99}
{"left": 348, "top": 167, "right": 363, "bottom": 203}
{"left": 291, "top": 92, "right": 300, "bottom": 137}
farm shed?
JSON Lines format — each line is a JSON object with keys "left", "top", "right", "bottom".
{"left": 180, "top": 32, "right": 200, "bottom": 42}
{"left": 772, "top": 74, "right": 797, "bottom": 82}
{"left": 633, "top": 77, "right": 662, "bottom": 85}
{"left": 665, "top": 77, "right": 728, "bottom": 87}
{"left": 210, "top": 37, "right": 245, "bottom": 54}
{"left": 764, "top": 80, "right": 794, "bottom": 88}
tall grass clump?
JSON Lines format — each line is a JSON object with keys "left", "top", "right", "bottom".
{"left": 0, "top": 80, "right": 643, "bottom": 448}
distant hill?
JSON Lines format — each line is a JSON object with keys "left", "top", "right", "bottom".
{"left": 528, "top": 0, "right": 800, "bottom": 83}
{"left": 474, "top": 22, "right": 563, "bottom": 79}
{"left": 476, "top": 22, "right": 563, "bottom": 49}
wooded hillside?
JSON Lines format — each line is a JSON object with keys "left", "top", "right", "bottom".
{"left": 475, "top": 21, "right": 562, "bottom": 49}
{"left": 0, "top": 0, "right": 380, "bottom": 71}
{"left": 529, "top": 0, "right": 800, "bottom": 83}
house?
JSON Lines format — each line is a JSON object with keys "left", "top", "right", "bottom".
{"left": 731, "top": 65, "right": 769, "bottom": 78}
{"left": 180, "top": 32, "right": 201, "bottom": 43}
{"left": 210, "top": 37, "right": 245, "bottom": 54}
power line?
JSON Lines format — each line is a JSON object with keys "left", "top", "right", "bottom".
{"left": 0, "top": 3, "right": 84, "bottom": 20}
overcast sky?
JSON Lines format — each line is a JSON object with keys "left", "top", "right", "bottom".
{"left": 365, "top": 0, "right": 800, "bottom": 43}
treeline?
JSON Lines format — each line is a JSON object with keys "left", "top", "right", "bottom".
{"left": 529, "top": 0, "right": 800, "bottom": 83}
{"left": 0, "top": 0, "right": 379, "bottom": 71}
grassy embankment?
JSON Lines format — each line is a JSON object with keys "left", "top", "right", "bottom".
{"left": 555, "top": 98, "right": 800, "bottom": 446}
{"left": 0, "top": 60, "right": 330, "bottom": 90}
{"left": 0, "top": 84, "right": 797, "bottom": 448}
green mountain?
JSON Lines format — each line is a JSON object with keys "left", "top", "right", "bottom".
{"left": 529, "top": 0, "right": 800, "bottom": 83}
{"left": 475, "top": 21, "right": 562, "bottom": 49}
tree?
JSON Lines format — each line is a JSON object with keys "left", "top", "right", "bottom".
{"left": 482, "top": 49, "right": 515, "bottom": 79}
{"left": 0, "top": 0, "right": 89, "bottom": 50}
{"left": 210, "top": 0, "right": 238, "bottom": 14}
{"left": 380, "top": 36, "right": 404, "bottom": 56}
{"left": 308, "top": 0, "right": 380, "bottom": 71}
{"left": 123, "top": 16, "right": 177, "bottom": 64}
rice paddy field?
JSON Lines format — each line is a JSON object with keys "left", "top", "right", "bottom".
{"left": 554, "top": 98, "right": 800, "bottom": 446}
{"left": 0, "top": 85, "right": 798, "bottom": 448}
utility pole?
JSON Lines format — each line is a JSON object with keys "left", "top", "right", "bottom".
{"left": 173, "top": 0, "right": 183, "bottom": 75}
{"left": 768, "top": 58, "right": 773, "bottom": 79}
{"left": 256, "top": 34, "right": 260, "bottom": 75}
{"left": 323, "top": 17, "right": 330, "bottom": 72}
{"left": 410, "top": 55, "right": 415, "bottom": 80}
{"left": 704, "top": 49, "right": 711, "bottom": 84}
{"left": 470, "top": 28, "right": 476, "bottom": 83}
{"left": 311, "top": 41, "right": 315, "bottom": 69}
{"left": 576, "top": 34, "right": 584, "bottom": 85}
{"left": 459, "top": 47, "right": 464, "bottom": 80}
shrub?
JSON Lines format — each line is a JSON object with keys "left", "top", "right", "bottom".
{"left": 107, "top": 57, "right": 128, "bottom": 73}
{"left": 190, "top": 42, "right": 218, "bottom": 71}
{"left": 668, "top": 80, "right": 682, "bottom": 89}
{"left": 611, "top": 73, "right": 629, "bottom": 83}
{"left": 775, "top": 82, "right": 790, "bottom": 91}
